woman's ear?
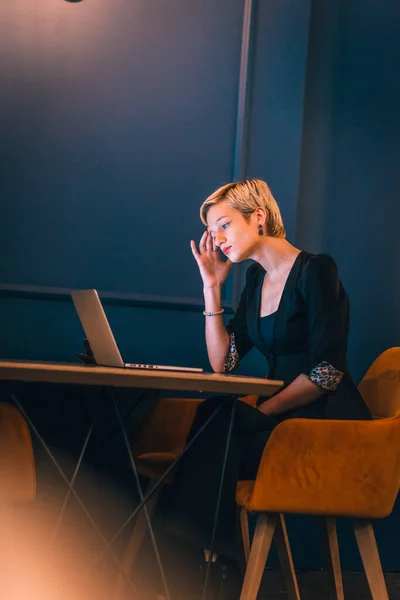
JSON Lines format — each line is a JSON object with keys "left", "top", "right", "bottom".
{"left": 254, "top": 207, "right": 267, "bottom": 226}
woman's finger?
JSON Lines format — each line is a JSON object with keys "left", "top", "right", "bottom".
{"left": 205, "top": 231, "right": 214, "bottom": 252}
{"left": 199, "top": 230, "right": 208, "bottom": 254}
{"left": 190, "top": 240, "right": 200, "bottom": 262}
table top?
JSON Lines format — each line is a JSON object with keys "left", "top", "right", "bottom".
{"left": 0, "top": 360, "right": 283, "bottom": 396}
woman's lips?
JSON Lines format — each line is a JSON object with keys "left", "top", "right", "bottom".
{"left": 223, "top": 246, "right": 232, "bottom": 255}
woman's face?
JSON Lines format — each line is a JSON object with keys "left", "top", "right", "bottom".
{"left": 206, "top": 201, "right": 260, "bottom": 263}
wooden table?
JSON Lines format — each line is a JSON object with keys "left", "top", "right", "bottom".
{"left": 0, "top": 360, "right": 283, "bottom": 600}
{"left": 0, "top": 360, "right": 283, "bottom": 396}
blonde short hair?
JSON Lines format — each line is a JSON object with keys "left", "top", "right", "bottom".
{"left": 200, "top": 179, "right": 286, "bottom": 238}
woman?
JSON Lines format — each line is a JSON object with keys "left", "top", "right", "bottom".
{"left": 165, "top": 179, "right": 371, "bottom": 594}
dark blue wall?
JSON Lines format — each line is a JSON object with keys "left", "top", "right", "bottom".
{"left": 298, "top": 0, "right": 400, "bottom": 383}
{"left": 0, "top": 0, "right": 311, "bottom": 370}
{"left": 297, "top": 0, "right": 400, "bottom": 570}
{"left": 0, "top": 0, "right": 243, "bottom": 299}
{"left": 1, "top": 0, "right": 399, "bottom": 570}
{"left": 0, "top": 0, "right": 248, "bottom": 369}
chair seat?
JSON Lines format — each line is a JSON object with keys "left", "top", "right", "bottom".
{"left": 236, "top": 415, "right": 400, "bottom": 519}
{"left": 135, "top": 452, "right": 177, "bottom": 482}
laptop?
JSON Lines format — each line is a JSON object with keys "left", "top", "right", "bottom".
{"left": 71, "top": 289, "right": 203, "bottom": 373}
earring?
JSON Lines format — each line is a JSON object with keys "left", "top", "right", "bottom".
{"left": 258, "top": 223, "right": 264, "bottom": 236}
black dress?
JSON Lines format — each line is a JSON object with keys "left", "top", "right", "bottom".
{"left": 166, "top": 251, "right": 371, "bottom": 558}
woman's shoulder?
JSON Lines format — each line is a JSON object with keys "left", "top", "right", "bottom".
{"left": 245, "top": 261, "right": 264, "bottom": 284}
{"left": 299, "top": 251, "right": 340, "bottom": 289}
{"left": 243, "top": 252, "right": 340, "bottom": 290}
{"left": 301, "top": 251, "right": 338, "bottom": 272}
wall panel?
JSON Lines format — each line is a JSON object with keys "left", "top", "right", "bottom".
{"left": 0, "top": 0, "right": 244, "bottom": 302}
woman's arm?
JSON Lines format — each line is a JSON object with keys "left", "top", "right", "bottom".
{"left": 191, "top": 231, "right": 232, "bottom": 372}
{"left": 203, "top": 280, "right": 256, "bottom": 373}
{"left": 203, "top": 285, "right": 230, "bottom": 372}
{"left": 258, "top": 374, "right": 325, "bottom": 416}
{"left": 191, "top": 231, "right": 254, "bottom": 373}
{"left": 260, "top": 254, "right": 347, "bottom": 415}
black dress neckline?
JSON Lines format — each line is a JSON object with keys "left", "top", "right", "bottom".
{"left": 257, "top": 251, "right": 304, "bottom": 321}
{"left": 260, "top": 310, "right": 277, "bottom": 319}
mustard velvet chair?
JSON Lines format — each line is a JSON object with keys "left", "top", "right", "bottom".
{"left": 114, "top": 396, "right": 203, "bottom": 599}
{"left": 0, "top": 402, "right": 36, "bottom": 505}
{"left": 236, "top": 347, "right": 400, "bottom": 600}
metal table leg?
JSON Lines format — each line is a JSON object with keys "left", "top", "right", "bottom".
{"left": 93, "top": 395, "right": 237, "bottom": 600}
{"left": 202, "top": 397, "right": 236, "bottom": 600}
{"left": 90, "top": 401, "right": 225, "bottom": 568}
{"left": 110, "top": 388, "right": 172, "bottom": 600}
{"left": 11, "top": 387, "right": 238, "bottom": 600}
{"left": 49, "top": 417, "right": 96, "bottom": 549}
{"left": 10, "top": 392, "right": 145, "bottom": 600}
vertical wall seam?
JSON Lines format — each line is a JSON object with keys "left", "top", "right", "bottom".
{"left": 230, "top": 0, "right": 257, "bottom": 308}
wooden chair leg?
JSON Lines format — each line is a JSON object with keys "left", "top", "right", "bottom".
{"left": 113, "top": 481, "right": 161, "bottom": 600}
{"left": 240, "top": 513, "right": 277, "bottom": 600}
{"left": 352, "top": 520, "right": 389, "bottom": 600}
{"left": 274, "top": 514, "right": 301, "bottom": 600}
{"left": 240, "top": 507, "right": 251, "bottom": 564}
{"left": 319, "top": 516, "right": 344, "bottom": 600}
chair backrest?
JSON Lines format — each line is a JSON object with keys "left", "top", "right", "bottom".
{"left": 358, "top": 347, "right": 400, "bottom": 419}
{"left": 0, "top": 403, "right": 35, "bottom": 504}
{"left": 132, "top": 397, "right": 203, "bottom": 458}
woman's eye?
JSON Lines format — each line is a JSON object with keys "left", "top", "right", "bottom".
{"left": 222, "top": 223, "right": 229, "bottom": 230}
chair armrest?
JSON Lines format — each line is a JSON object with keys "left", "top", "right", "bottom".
{"left": 250, "top": 416, "right": 400, "bottom": 518}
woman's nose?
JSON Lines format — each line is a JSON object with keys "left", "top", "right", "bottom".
{"left": 214, "top": 233, "right": 226, "bottom": 247}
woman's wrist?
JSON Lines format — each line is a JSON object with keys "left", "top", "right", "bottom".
{"left": 203, "top": 285, "right": 223, "bottom": 312}
{"left": 203, "top": 284, "right": 222, "bottom": 292}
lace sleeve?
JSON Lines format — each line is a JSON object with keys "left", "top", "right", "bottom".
{"left": 308, "top": 361, "right": 344, "bottom": 391}
{"left": 223, "top": 333, "right": 240, "bottom": 372}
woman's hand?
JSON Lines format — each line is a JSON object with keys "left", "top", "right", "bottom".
{"left": 190, "top": 231, "right": 232, "bottom": 289}
{"left": 257, "top": 399, "right": 278, "bottom": 416}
